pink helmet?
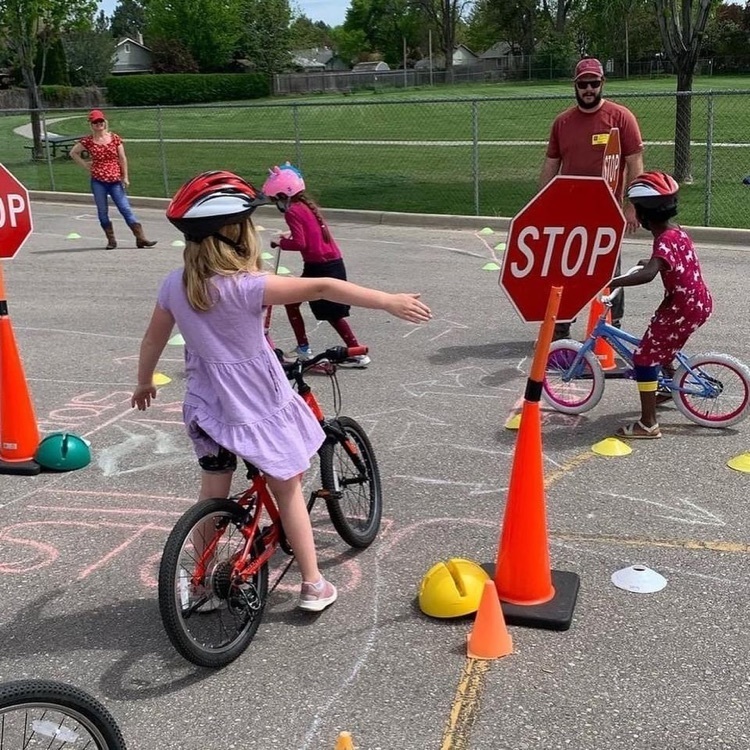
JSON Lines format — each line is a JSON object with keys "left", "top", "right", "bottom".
{"left": 262, "top": 162, "right": 305, "bottom": 199}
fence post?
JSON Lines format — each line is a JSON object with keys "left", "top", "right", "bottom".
{"left": 156, "top": 105, "right": 170, "bottom": 198}
{"left": 703, "top": 92, "right": 714, "bottom": 227}
{"left": 472, "top": 100, "right": 480, "bottom": 215}
{"left": 293, "top": 104, "right": 303, "bottom": 170}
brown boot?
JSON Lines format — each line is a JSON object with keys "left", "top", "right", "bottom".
{"left": 130, "top": 222, "right": 157, "bottom": 248}
{"left": 103, "top": 223, "right": 117, "bottom": 249}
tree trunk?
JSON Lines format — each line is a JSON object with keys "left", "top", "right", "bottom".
{"left": 674, "top": 63, "right": 694, "bottom": 183}
{"left": 21, "top": 64, "right": 44, "bottom": 160}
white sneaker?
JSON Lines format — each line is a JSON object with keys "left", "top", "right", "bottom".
{"left": 339, "top": 354, "right": 371, "bottom": 368}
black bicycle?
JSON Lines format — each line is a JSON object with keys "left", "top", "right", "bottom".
{"left": 158, "top": 345, "right": 383, "bottom": 668}
{"left": 0, "top": 680, "right": 126, "bottom": 749}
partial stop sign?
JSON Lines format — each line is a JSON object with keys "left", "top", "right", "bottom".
{"left": 499, "top": 175, "right": 625, "bottom": 323}
{"left": 0, "top": 164, "right": 33, "bottom": 260}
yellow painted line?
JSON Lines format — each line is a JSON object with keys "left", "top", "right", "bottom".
{"left": 545, "top": 450, "right": 596, "bottom": 488}
{"left": 440, "top": 658, "right": 490, "bottom": 750}
{"left": 553, "top": 531, "right": 750, "bottom": 554}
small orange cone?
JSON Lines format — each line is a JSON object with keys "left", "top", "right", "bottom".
{"left": 467, "top": 580, "right": 513, "bottom": 659}
{"left": 334, "top": 731, "right": 355, "bottom": 750}
{"left": 0, "top": 265, "right": 40, "bottom": 475}
{"left": 585, "top": 289, "right": 617, "bottom": 371}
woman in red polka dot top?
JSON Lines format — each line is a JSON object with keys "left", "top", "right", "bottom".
{"left": 70, "top": 109, "right": 156, "bottom": 250}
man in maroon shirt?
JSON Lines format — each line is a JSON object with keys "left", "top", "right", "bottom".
{"left": 540, "top": 57, "right": 645, "bottom": 339}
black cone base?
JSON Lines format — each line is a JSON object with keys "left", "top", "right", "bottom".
{"left": 0, "top": 458, "right": 41, "bottom": 476}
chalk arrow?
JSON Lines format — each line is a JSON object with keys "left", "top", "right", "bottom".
{"left": 403, "top": 366, "right": 514, "bottom": 399}
{"left": 595, "top": 491, "right": 725, "bottom": 527}
{"left": 401, "top": 316, "right": 469, "bottom": 342}
{"left": 97, "top": 424, "right": 187, "bottom": 477}
{"left": 353, "top": 408, "right": 450, "bottom": 448}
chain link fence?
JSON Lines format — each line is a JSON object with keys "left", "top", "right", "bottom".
{"left": 4, "top": 89, "right": 750, "bottom": 228}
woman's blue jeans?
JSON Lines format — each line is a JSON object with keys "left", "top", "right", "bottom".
{"left": 91, "top": 178, "right": 137, "bottom": 228}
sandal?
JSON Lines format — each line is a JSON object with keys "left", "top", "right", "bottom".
{"left": 615, "top": 420, "right": 662, "bottom": 439}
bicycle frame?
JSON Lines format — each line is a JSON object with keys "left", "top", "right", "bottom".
{"left": 562, "top": 311, "right": 720, "bottom": 399}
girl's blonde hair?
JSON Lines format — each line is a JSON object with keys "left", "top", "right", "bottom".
{"left": 183, "top": 219, "right": 263, "bottom": 311}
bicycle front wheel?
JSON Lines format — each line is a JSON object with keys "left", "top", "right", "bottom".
{"left": 542, "top": 340, "right": 605, "bottom": 414}
{"left": 0, "top": 679, "right": 126, "bottom": 749}
{"left": 672, "top": 353, "right": 750, "bottom": 428}
{"left": 319, "top": 416, "right": 382, "bottom": 548}
{"left": 158, "top": 498, "right": 269, "bottom": 669}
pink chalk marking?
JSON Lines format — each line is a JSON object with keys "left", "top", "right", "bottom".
{"left": 30, "top": 505, "right": 186, "bottom": 517}
{"left": 0, "top": 531, "right": 59, "bottom": 573}
{"left": 125, "top": 418, "right": 183, "bottom": 426}
{"left": 43, "top": 489, "right": 195, "bottom": 503}
{"left": 77, "top": 524, "right": 161, "bottom": 580}
{"left": 71, "top": 391, "right": 133, "bottom": 405}
{"left": 377, "top": 517, "right": 496, "bottom": 559}
{"left": 81, "top": 405, "right": 136, "bottom": 439}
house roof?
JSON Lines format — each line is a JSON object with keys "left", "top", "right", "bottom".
{"left": 352, "top": 61, "right": 389, "bottom": 71}
{"left": 480, "top": 41, "right": 514, "bottom": 59}
{"left": 116, "top": 37, "right": 152, "bottom": 52}
{"left": 292, "top": 47, "right": 336, "bottom": 65}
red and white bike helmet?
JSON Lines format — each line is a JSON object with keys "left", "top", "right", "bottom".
{"left": 166, "top": 170, "right": 267, "bottom": 241}
{"left": 626, "top": 171, "right": 679, "bottom": 210}
{"left": 262, "top": 163, "right": 305, "bottom": 199}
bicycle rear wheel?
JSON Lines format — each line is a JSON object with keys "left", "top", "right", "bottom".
{"left": 671, "top": 353, "right": 750, "bottom": 428}
{"left": 542, "top": 340, "right": 605, "bottom": 414}
{"left": 319, "top": 416, "right": 382, "bottom": 548}
{"left": 158, "top": 497, "right": 269, "bottom": 668}
{"left": 0, "top": 679, "right": 126, "bottom": 749}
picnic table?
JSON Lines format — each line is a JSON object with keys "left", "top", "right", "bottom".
{"left": 24, "top": 135, "right": 81, "bottom": 159}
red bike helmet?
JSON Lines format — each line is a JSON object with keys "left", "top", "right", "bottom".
{"left": 166, "top": 171, "right": 268, "bottom": 241}
{"left": 627, "top": 171, "right": 679, "bottom": 210}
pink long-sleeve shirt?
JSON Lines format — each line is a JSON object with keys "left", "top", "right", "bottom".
{"left": 278, "top": 202, "right": 342, "bottom": 263}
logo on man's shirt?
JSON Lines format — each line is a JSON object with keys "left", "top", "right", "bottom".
{"left": 591, "top": 133, "right": 610, "bottom": 146}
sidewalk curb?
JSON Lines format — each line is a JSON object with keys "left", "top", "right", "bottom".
{"left": 29, "top": 190, "right": 750, "bottom": 248}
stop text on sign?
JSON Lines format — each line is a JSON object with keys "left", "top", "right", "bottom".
{"left": 0, "top": 194, "right": 27, "bottom": 228}
{"left": 508, "top": 226, "right": 618, "bottom": 278}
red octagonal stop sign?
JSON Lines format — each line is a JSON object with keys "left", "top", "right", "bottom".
{"left": 0, "top": 164, "right": 33, "bottom": 260}
{"left": 499, "top": 175, "right": 625, "bottom": 323}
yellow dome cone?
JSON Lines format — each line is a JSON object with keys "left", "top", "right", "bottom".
{"left": 727, "top": 452, "right": 750, "bottom": 473}
{"left": 482, "top": 262, "right": 501, "bottom": 271}
{"left": 153, "top": 372, "right": 172, "bottom": 386}
{"left": 592, "top": 437, "right": 632, "bottom": 456}
{"left": 334, "top": 731, "right": 354, "bottom": 750}
{"left": 504, "top": 413, "right": 521, "bottom": 430}
{"left": 478, "top": 227, "right": 494, "bottom": 235}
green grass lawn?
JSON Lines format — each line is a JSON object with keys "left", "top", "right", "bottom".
{"left": 4, "top": 74, "right": 750, "bottom": 227}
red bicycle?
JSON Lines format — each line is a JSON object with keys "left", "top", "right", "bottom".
{"left": 157, "top": 346, "right": 382, "bottom": 668}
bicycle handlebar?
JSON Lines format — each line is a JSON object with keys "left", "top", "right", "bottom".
{"left": 600, "top": 265, "right": 644, "bottom": 306}
{"left": 280, "top": 345, "right": 369, "bottom": 374}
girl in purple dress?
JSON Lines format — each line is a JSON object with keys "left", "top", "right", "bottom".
{"left": 131, "top": 171, "right": 431, "bottom": 610}
{"left": 605, "top": 171, "right": 712, "bottom": 439}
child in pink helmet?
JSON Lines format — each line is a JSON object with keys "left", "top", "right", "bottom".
{"left": 263, "top": 163, "right": 370, "bottom": 367}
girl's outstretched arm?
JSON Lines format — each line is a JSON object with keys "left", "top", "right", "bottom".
{"left": 131, "top": 304, "right": 175, "bottom": 410}
{"left": 263, "top": 275, "right": 432, "bottom": 324}
{"left": 608, "top": 256, "right": 666, "bottom": 289}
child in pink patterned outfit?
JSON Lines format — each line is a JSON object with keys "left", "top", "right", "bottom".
{"left": 263, "top": 163, "right": 370, "bottom": 368}
{"left": 605, "top": 171, "right": 712, "bottom": 439}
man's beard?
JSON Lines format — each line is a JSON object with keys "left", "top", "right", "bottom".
{"left": 575, "top": 90, "right": 602, "bottom": 110}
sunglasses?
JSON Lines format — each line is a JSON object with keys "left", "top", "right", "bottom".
{"left": 91, "top": 119, "right": 105, "bottom": 124}
{"left": 576, "top": 80, "right": 602, "bottom": 90}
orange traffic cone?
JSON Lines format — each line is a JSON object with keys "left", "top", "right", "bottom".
{"left": 467, "top": 580, "right": 513, "bottom": 659}
{"left": 585, "top": 289, "right": 617, "bottom": 371}
{"left": 334, "top": 731, "right": 355, "bottom": 750}
{"left": 494, "top": 399, "right": 554, "bottom": 605}
{"left": 0, "top": 264, "right": 41, "bottom": 475}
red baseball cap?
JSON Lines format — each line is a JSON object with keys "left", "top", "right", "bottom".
{"left": 88, "top": 109, "right": 106, "bottom": 122}
{"left": 573, "top": 58, "right": 604, "bottom": 80}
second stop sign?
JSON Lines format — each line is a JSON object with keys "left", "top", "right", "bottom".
{"left": 499, "top": 175, "right": 626, "bottom": 323}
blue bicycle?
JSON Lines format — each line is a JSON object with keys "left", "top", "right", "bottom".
{"left": 542, "top": 285, "right": 750, "bottom": 428}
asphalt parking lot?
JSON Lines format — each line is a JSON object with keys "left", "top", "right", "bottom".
{"left": 1, "top": 199, "right": 749, "bottom": 750}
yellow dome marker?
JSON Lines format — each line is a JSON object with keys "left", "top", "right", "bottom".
{"left": 168, "top": 333, "right": 185, "bottom": 346}
{"left": 334, "top": 732, "right": 354, "bottom": 750}
{"left": 494, "top": 242, "right": 506, "bottom": 251}
{"left": 153, "top": 373, "right": 172, "bottom": 386}
{"left": 727, "top": 452, "right": 750, "bottom": 473}
{"left": 171, "top": 239, "right": 185, "bottom": 247}
{"left": 277, "top": 266, "right": 291, "bottom": 275}
{"left": 255, "top": 224, "right": 265, "bottom": 231}
{"left": 478, "top": 227, "right": 493, "bottom": 235}
{"left": 66, "top": 232, "right": 81, "bottom": 239}
{"left": 504, "top": 413, "right": 521, "bottom": 430}
{"left": 261, "top": 252, "right": 274, "bottom": 260}
{"left": 592, "top": 437, "right": 632, "bottom": 456}
{"left": 482, "top": 262, "right": 500, "bottom": 271}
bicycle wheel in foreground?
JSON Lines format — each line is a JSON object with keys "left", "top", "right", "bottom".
{"left": 672, "top": 353, "right": 750, "bottom": 428}
{"left": 320, "top": 416, "right": 382, "bottom": 548}
{"left": 0, "top": 679, "right": 126, "bottom": 749}
{"left": 158, "top": 497, "right": 269, "bottom": 668}
{"left": 542, "top": 340, "right": 605, "bottom": 414}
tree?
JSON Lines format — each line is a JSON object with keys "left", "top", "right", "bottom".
{"left": 150, "top": 38, "right": 199, "bottom": 72}
{"left": 330, "top": 26, "right": 370, "bottom": 63}
{"left": 408, "top": 0, "right": 472, "bottom": 82}
{"left": 289, "top": 15, "right": 332, "bottom": 49}
{"left": 654, "top": 0, "right": 717, "bottom": 182}
{"left": 239, "top": 0, "right": 293, "bottom": 78}
{"left": 110, "top": 0, "right": 147, "bottom": 40}
{"left": 63, "top": 27, "right": 117, "bottom": 85}
{"left": 0, "top": 0, "right": 96, "bottom": 158}
{"left": 146, "top": 0, "right": 243, "bottom": 71}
